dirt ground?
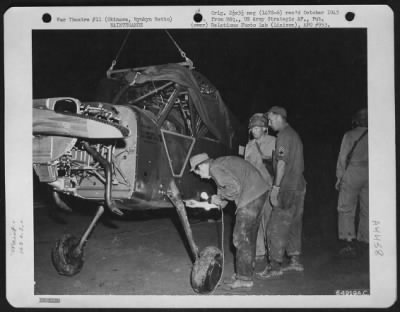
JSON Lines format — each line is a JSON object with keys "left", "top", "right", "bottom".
{"left": 33, "top": 198, "right": 369, "bottom": 297}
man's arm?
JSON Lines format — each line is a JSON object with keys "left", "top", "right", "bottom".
{"left": 274, "top": 159, "right": 286, "bottom": 187}
{"left": 271, "top": 134, "right": 287, "bottom": 207}
{"left": 211, "top": 166, "right": 241, "bottom": 201}
{"left": 336, "top": 133, "right": 349, "bottom": 180}
{"left": 269, "top": 159, "right": 285, "bottom": 207}
{"left": 335, "top": 133, "right": 350, "bottom": 190}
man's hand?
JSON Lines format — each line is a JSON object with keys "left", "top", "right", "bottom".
{"left": 335, "top": 178, "right": 342, "bottom": 191}
{"left": 270, "top": 186, "right": 280, "bottom": 207}
{"left": 211, "top": 194, "right": 224, "bottom": 206}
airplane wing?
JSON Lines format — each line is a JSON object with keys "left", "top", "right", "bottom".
{"left": 33, "top": 108, "right": 130, "bottom": 139}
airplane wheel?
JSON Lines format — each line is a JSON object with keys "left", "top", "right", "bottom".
{"left": 51, "top": 234, "right": 84, "bottom": 276}
{"left": 191, "top": 246, "right": 223, "bottom": 294}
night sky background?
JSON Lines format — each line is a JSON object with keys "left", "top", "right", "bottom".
{"left": 32, "top": 29, "right": 367, "bottom": 235}
{"left": 32, "top": 29, "right": 367, "bottom": 133}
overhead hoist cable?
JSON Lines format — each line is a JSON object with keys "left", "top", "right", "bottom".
{"left": 210, "top": 206, "right": 224, "bottom": 295}
{"left": 108, "top": 30, "right": 193, "bottom": 72}
{"left": 164, "top": 30, "right": 194, "bottom": 68}
{"left": 108, "top": 30, "right": 132, "bottom": 71}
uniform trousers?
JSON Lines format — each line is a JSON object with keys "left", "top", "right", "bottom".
{"left": 256, "top": 192, "right": 272, "bottom": 257}
{"left": 267, "top": 189, "right": 306, "bottom": 263}
{"left": 337, "top": 165, "right": 369, "bottom": 243}
{"left": 233, "top": 192, "right": 267, "bottom": 280}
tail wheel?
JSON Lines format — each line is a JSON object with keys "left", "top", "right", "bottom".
{"left": 191, "top": 246, "right": 223, "bottom": 294}
{"left": 51, "top": 234, "right": 84, "bottom": 276}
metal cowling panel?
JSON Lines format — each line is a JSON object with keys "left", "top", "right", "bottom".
{"left": 132, "top": 108, "right": 165, "bottom": 202}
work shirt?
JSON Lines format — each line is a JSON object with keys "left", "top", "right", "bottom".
{"left": 210, "top": 156, "right": 269, "bottom": 209}
{"left": 274, "top": 124, "right": 306, "bottom": 191}
{"left": 245, "top": 134, "right": 276, "bottom": 187}
{"left": 336, "top": 126, "right": 368, "bottom": 180}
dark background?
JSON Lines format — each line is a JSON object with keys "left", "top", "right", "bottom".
{"left": 32, "top": 29, "right": 367, "bottom": 222}
{"left": 33, "top": 29, "right": 367, "bottom": 136}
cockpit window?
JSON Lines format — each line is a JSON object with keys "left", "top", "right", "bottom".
{"left": 161, "top": 130, "right": 195, "bottom": 177}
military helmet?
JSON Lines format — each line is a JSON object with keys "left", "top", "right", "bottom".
{"left": 249, "top": 113, "right": 268, "bottom": 129}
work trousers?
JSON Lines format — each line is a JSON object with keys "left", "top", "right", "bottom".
{"left": 256, "top": 192, "right": 272, "bottom": 257}
{"left": 337, "top": 165, "right": 369, "bottom": 243}
{"left": 233, "top": 192, "right": 267, "bottom": 281}
{"left": 268, "top": 189, "right": 306, "bottom": 263}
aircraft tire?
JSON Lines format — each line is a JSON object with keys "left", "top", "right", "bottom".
{"left": 191, "top": 246, "right": 223, "bottom": 294}
{"left": 51, "top": 234, "right": 84, "bottom": 276}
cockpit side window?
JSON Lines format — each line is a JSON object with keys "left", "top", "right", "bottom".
{"left": 187, "top": 98, "right": 218, "bottom": 141}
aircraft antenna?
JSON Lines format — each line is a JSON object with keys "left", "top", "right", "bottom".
{"left": 108, "top": 30, "right": 132, "bottom": 72}
{"left": 165, "top": 30, "right": 194, "bottom": 69}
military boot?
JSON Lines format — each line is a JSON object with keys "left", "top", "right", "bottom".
{"left": 281, "top": 255, "right": 304, "bottom": 272}
{"left": 255, "top": 260, "right": 283, "bottom": 280}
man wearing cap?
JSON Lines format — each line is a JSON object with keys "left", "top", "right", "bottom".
{"left": 244, "top": 113, "right": 276, "bottom": 262}
{"left": 335, "top": 108, "right": 368, "bottom": 257}
{"left": 189, "top": 153, "right": 269, "bottom": 289}
{"left": 257, "top": 106, "right": 306, "bottom": 279}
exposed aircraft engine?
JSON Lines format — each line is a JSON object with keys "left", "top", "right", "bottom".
{"left": 33, "top": 99, "right": 136, "bottom": 202}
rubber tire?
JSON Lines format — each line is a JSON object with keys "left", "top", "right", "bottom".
{"left": 51, "top": 234, "right": 84, "bottom": 276}
{"left": 191, "top": 246, "right": 223, "bottom": 294}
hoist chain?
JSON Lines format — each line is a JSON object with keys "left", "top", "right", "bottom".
{"left": 107, "top": 30, "right": 194, "bottom": 73}
{"left": 165, "top": 30, "right": 194, "bottom": 68}
{"left": 108, "top": 30, "right": 132, "bottom": 71}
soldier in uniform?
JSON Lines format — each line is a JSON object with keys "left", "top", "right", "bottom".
{"left": 256, "top": 106, "right": 306, "bottom": 279}
{"left": 244, "top": 113, "right": 276, "bottom": 262}
{"left": 189, "top": 153, "right": 269, "bottom": 289}
{"left": 335, "top": 108, "right": 369, "bottom": 256}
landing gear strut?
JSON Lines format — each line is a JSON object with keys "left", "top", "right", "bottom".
{"left": 51, "top": 205, "right": 104, "bottom": 276}
{"left": 167, "top": 180, "right": 223, "bottom": 294}
{"left": 52, "top": 141, "right": 122, "bottom": 276}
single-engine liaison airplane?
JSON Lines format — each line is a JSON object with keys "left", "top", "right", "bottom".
{"left": 33, "top": 58, "right": 245, "bottom": 293}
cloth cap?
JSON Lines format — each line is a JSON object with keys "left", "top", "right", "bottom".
{"left": 266, "top": 106, "right": 287, "bottom": 119}
{"left": 249, "top": 113, "right": 268, "bottom": 128}
{"left": 189, "top": 153, "right": 210, "bottom": 171}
